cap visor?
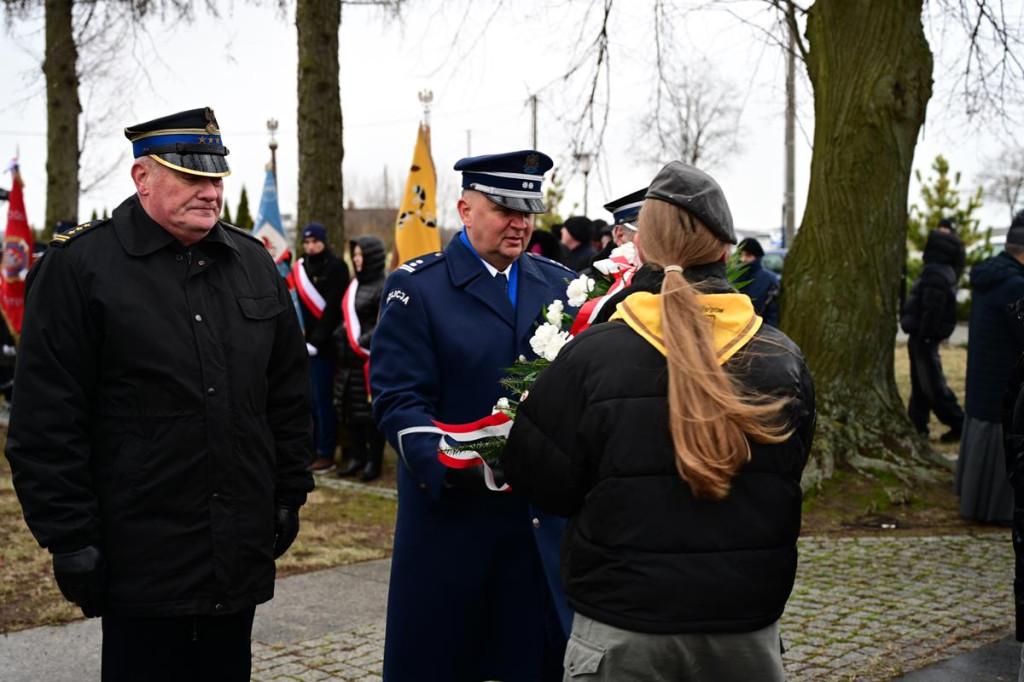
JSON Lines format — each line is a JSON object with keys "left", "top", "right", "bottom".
{"left": 151, "top": 152, "right": 231, "bottom": 178}
{"left": 484, "top": 193, "right": 546, "bottom": 214}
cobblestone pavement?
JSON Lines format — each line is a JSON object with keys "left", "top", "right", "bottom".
{"left": 249, "top": 532, "right": 1014, "bottom": 681}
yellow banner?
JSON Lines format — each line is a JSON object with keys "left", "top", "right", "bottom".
{"left": 393, "top": 124, "right": 440, "bottom": 267}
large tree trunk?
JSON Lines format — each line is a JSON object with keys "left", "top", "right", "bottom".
{"left": 296, "top": 0, "right": 345, "bottom": 248}
{"left": 43, "top": 0, "right": 80, "bottom": 236}
{"left": 783, "top": 0, "right": 938, "bottom": 489}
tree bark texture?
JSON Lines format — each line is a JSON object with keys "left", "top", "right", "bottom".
{"left": 43, "top": 0, "right": 81, "bottom": 235}
{"left": 296, "top": 0, "right": 345, "bottom": 248}
{"left": 783, "top": 0, "right": 939, "bottom": 488}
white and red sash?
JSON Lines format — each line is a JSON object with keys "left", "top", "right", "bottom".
{"left": 294, "top": 258, "right": 326, "bottom": 319}
{"left": 569, "top": 259, "right": 636, "bottom": 336}
{"left": 433, "top": 412, "right": 513, "bottom": 492}
{"left": 342, "top": 278, "right": 372, "bottom": 395}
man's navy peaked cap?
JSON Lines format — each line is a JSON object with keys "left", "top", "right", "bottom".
{"left": 454, "top": 150, "right": 553, "bottom": 214}
{"left": 124, "top": 107, "right": 231, "bottom": 178}
{"left": 603, "top": 188, "right": 646, "bottom": 229}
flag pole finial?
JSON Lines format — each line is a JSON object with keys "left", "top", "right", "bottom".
{"left": 418, "top": 90, "right": 433, "bottom": 129}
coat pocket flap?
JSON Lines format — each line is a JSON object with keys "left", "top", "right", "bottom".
{"left": 564, "top": 635, "right": 605, "bottom": 677}
{"left": 237, "top": 295, "right": 286, "bottom": 320}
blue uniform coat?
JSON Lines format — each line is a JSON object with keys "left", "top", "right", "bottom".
{"left": 370, "top": 234, "right": 574, "bottom": 682}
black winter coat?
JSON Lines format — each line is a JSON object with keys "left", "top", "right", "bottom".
{"left": 966, "top": 252, "right": 1024, "bottom": 421}
{"left": 6, "top": 196, "right": 314, "bottom": 617}
{"left": 333, "top": 236, "right": 386, "bottom": 426}
{"left": 900, "top": 230, "right": 960, "bottom": 342}
{"left": 299, "top": 247, "right": 349, "bottom": 356}
{"left": 502, "top": 264, "right": 816, "bottom": 634}
{"left": 1004, "top": 305, "right": 1024, "bottom": 640}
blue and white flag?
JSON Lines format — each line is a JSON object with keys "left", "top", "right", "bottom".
{"left": 251, "top": 165, "right": 303, "bottom": 328}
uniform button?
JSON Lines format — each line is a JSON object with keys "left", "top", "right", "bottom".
{"left": 211, "top": 492, "right": 219, "bottom": 500}
{"left": 198, "top": 259, "right": 206, "bottom": 266}
{"left": 194, "top": 314, "right": 203, "bottom": 322}
{"left": 214, "top": 602, "right": 224, "bottom": 611}
{"left": 175, "top": 254, "right": 183, "bottom": 261}
{"left": 207, "top": 387, "right": 216, "bottom": 395}
{"left": 532, "top": 518, "right": 540, "bottom": 529}
{"left": 418, "top": 482, "right": 427, "bottom": 491}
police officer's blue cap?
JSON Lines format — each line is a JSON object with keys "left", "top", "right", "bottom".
{"left": 645, "top": 161, "right": 735, "bottom": 244}
{"left": 454, "top": 150, "right": 553, "bottom": 214}
{"left": 124, "top": 107, "right": 230, "bottom": 178}
{"left": 603, "top": 188, "right": 646, "bottom": 229}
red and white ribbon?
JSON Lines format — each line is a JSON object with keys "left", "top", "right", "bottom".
{"left": 342, "top": 278, "right": 372, "bottom": 396}
{"left": 432, "top": 411, "right": 513, "bottom": 492}
{"left": 294, "top": 258, "right": 326, "bottom": 319}
{"left": 569, "top": 263, "right": 637, "bottom": 336}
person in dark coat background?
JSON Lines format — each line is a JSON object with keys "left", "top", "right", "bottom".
{"left": 296, "top": 222, "right": 350, "bottom": 474}
{"left": 900, "top": 225, "right": 965, "bottom": 441}
{"left": 560, "top": 215, "right": 596, "bottom": 272}
{"left": 5, "top": 107, "right": 313, "bottom": 680}
{"left": 1002, "top": 309, "right": 1024, "bottom": 672}
{"left": 737, "top": 237, "right": 781, "bottom": 327}
{"left": 334, "top": 235, "right": 387, "bottom": 481}
{"left": 502, "top": 161, "right": 815, "bottom": 680}
{"left": 370, "top": 150, "right": 575, "bottom": 681}
{"left": 956, "top": 212, "right": 1024, "bottom": 524}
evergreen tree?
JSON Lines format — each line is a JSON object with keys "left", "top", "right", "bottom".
{"left": 907, "top": 155, "right": 988, "bottom": 256}
{"left": 235, "top": 185, "right": 254, "bottom": 230}
{"left": 90, "top": 209, "right": 98, "bottom": 220}
{"left": 102, "top": 208, "right": 108, "bottom": 220}
{"left": 222, "top": 201, "right": 233, "bottom": 225}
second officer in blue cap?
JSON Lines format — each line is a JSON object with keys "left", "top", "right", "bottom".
{"left": 371, "top": 150, "right": 576, "bottom": 681}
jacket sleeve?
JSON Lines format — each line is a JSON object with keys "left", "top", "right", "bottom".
{"left": 1004, "top": 351, "right": 1024, "bottom": 641}
{"left": 370, "top": 270, "right": 449, "bottom": 500}
{"left": 502, "top": 338, "right": 593, "bottom": 518}
{"left": 5, "top": 248, "right": 102, "bottom": 553}
{"left": 267, "top": 273, "right": 315, "bottom": 507}
{"left": 917, "top": 280, "right": 949, "bottom": 341}
{"left": 309, "top": 258, "right": 349, "bottom": 352}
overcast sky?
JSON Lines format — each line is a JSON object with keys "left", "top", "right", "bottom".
{"left": 0, "top": 1, "right": 1018, "bottom": 239}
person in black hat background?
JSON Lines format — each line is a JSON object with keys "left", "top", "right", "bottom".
{"left": 5, "top": 107, "right": 314, "bottom": 681}
{"left": 736, "top": 237, "right": 781, "bottom": 327}
{"left": 371, "top": 149, "right": 575, "bottom": 681}
{"left": 899, "top": 221, "right": 964, "bottom": 442}
{"left": 956, "top": 212, "right": 1024, "bottom": 524}
{"left": 295, "top": 221, "right": 350, "bottom": 475}
{"left": 560, "top": 215, "right": 596, "bottom": 272}
{"left": 501, "top": 160, "right": 815, "bottom": 681}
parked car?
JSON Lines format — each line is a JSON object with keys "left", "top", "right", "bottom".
{"left": 762, "top": 248, "right": 787, "bottom": 276}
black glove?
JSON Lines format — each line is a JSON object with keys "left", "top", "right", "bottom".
{"left": 52, "top": 546, "right": 104, "bottom": 618}
{"left": 443, "top": 463, "right": 506, "bottom": 492}
{"left": 273, "top": 506, "right": 300, "bottom": 559}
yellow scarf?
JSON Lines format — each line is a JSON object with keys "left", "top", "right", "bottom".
{"left": 609, "top": 291, "right": 762, "bottom": 365}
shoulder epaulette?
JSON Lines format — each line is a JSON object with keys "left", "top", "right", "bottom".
{"left": 221, "top": 222, "right": 263, "bottom": 245}
{"left": 397, "top": 251, "right": 445, "bottom": 275}
{"left": 50, "top": 220, "right": 106, "bottom": 247}
{"left": 527, "top": 252, "right": 576, "bottom": 274}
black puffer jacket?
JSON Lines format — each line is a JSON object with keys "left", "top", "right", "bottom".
{"left": 333, "top": 236, "right": 386, "bottom": 426}
{"left": 1003, "top": 310, "right": 1024, "bottom": 640}
{"left": 502, "top": 263, "right": 816, "bottom": 634}
{"left": 900, "top": 229, "right": 960, "bottom": 342}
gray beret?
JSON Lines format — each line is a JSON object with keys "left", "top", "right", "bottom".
{"left": 645, "top": 161, "right": 736, "bottom": 244}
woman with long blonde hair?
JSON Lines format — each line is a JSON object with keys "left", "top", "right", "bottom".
{"left": 502, "top": 161, "right": 816, "bottom": 681}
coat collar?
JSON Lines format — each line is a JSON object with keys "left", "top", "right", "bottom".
{"left": 113, "top": 195, "right": 241, "bottom": 257}
{"left": 446, "top": 233, "right": 554, "bottom": 339}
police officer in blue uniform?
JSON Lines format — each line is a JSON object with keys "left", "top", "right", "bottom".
{"left": 370, "top": 150, "right": 575, "bottom": 681}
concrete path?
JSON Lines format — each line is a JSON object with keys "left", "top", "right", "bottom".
{"left": 0, "top": 530, "right": 1017, "bottom": 681}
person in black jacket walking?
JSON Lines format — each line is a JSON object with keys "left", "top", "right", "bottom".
{"left": 900, "top": 225, "right": 965, "bottom": 441}
{"left": 502, "top": 161, "right": 815, "bottom": 681}
{"left": 334, "top": 236, "right": 387, "bottom": 481}
{"left": 5, "top": 108, "right": 313, "bottom": 681}
{"left": 296, "top": 222, "right": 350, "bottom": 474}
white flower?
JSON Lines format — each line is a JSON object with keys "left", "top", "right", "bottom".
{"left": 566, "top": 276, "right": 595, "bottom": 307}
{"left": 592, "top": 258, "right": 617, "bottom": 276}
{"left": 545, "top": 299, "right": 565, "bottom": 327}
{"left": 610, "top": 241, "right": 638, "bottom": 266}
{"left": 495, "top": 397, "right": 510, "bottom": 410}
{"left": 529, "top": 322, "right": 572, "bottom": 362}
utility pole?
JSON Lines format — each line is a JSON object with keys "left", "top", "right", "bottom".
{"left": 466, "top": 129, "right": 472, "bottom": 156}
{"left": 530, "top": 94, "right": 538, "bottom": 149}
{"left": 267, "top": 118, "right": 279, "bottom": 187}
{"left": 783, "top": 4, "right": 796, "bottom": 247}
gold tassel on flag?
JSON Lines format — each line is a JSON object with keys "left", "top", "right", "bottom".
{"left": 392, "top": 123, "right": 440, "bottom": 269}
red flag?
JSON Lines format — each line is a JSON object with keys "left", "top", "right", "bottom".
{"left": 1, "top": 165, "right": 34, "bottom": 338}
